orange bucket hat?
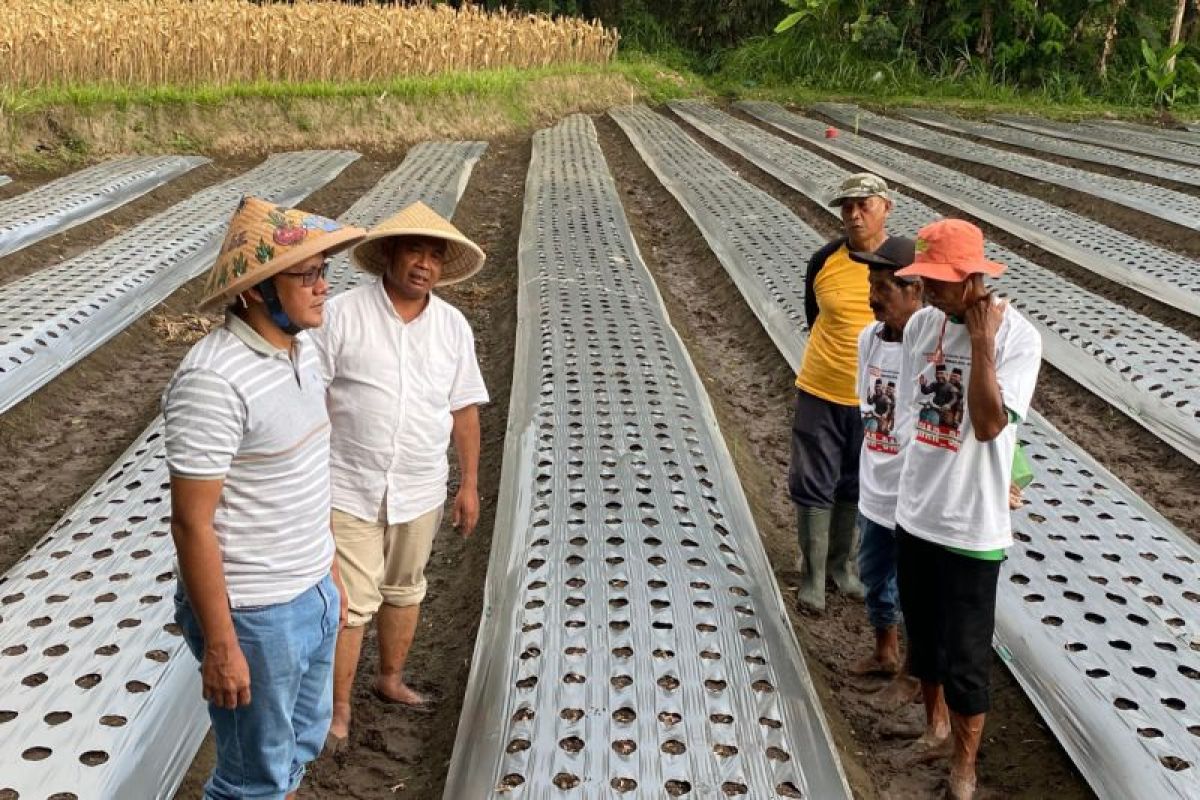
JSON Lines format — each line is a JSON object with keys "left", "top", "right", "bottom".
{"left": 895, "top": 219, "right": 1006, "bottom": 282}
{"left": 199, "top": 196, "right": 366, "bottom": 312}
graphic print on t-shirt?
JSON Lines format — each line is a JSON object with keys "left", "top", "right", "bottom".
{"left": 863, "top": 365, "right": 900, "bottom": 455}
{"left": 916, "top": 352, "right": 967, "bottom": 452}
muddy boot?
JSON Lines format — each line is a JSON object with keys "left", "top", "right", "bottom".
{"left": 795, "top": 507, "right": 831, "bottom": 613}
{"left": 828, "top": 501, "right": 866, "bottom": 599}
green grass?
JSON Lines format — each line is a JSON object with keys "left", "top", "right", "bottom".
{"left": 8, "top": 39, "right": 1186, "bottom": 122}
{"left": 0, "top": 59, "right": 705, "bottom": 116}
{"left": 710, "top": 35, "right": 1200, "bottom": 120}
{"left": 3, "top": 41, "right": 1192, "bottom": 171}
{"left": 0, "top": 56, "right": 710, "bottom": 168}
{"left": 615, "top": 53, "right": 710, "bottom": 103}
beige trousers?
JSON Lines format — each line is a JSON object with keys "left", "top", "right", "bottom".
{"left": 331, "top": 505, "right": 442, "bottom": 627}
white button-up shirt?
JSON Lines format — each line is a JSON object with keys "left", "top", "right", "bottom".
{"left": 309, "top": 278, "right": 488, "bottom": 524}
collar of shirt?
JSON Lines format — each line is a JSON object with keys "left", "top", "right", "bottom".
{"left": 373, "top": 276, "right": 434, "bottom": 327}
{"left": 224, "top": 311, "right": 306, "bottom": 386}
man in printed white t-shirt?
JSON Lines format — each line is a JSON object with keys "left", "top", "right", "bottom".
{"left": 847, "top": 239, "right": 929, "bottom": 696}
{"left": 310, "top": 201, "right": 488, "bottom": 747}
{"left": 891, "top": 219, "right": 1042, "bottom": 800}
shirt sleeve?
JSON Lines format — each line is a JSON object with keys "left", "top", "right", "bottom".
{"left": 804, "top": 238, "right": 844, "bottom": 330}
{"left": 450, "top": 318, "right": 489, "bottom": 411}
{"left": 997, "top": 314, "right": 1042, "bottom": 423}
{"left": 163, "top": 368, "right": 246, "bottom": 479}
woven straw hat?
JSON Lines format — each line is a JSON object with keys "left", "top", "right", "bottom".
{"left": 199, "top": 196, "right": 366, "bottom": 311}
{"left": 351, "top": 201, "right": 485, "bottom": 286}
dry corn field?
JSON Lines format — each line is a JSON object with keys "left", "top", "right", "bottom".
{"left": 0, "top": 0, "right": 620, "bottom": 88}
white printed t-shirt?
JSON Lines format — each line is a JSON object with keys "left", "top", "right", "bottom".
{"left": 895, "top": 303, "right": 1041, "bottom": 551}
{"left": 163, "top": 314, "right": 334, "bottom": 608}
{"left": 309, "top": 278, "right": 489, "bottom": 525}
{"left": 856, "top": 322, "right": 909, "bottom": 529}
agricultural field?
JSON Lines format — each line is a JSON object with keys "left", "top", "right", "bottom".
{"left": 1, "top": 3, "right": 1198, "bottom": 800}
{"left": 1, "top": 0, "right": 618, "bottom": 87}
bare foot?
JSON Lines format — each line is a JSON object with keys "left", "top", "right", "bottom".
{"left": 848, "top": 651, "right": 901, "bottom": 678}
{"left": 909, "top": 729, "right": 953, "bottom": 765}
{"left": 870, "top": 673, "right": 920, "bottom": 713}
{"left": 944, "top": 767, "right": 977, "bottom": 800}
{"left": 328, "top": 701, "right": 351, "bottom": 740}
{"left": 373, "top": 677, "right": 427, "bottom": 707}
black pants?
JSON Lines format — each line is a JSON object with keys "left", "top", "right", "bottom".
{"left": 788, "top": 388, "right": 863, "bottom": 508}
{"left": 896, "top": 527, "right": 1002, "bottom": 716}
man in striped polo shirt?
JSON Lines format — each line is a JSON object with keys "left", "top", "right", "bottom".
{"left": 165, "top": 196, "right": 364, "bottom": 799}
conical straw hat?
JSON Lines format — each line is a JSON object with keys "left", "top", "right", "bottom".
{"left": 351, "top": 201, "right": 485, "bottom": 286}
{"left": 199, "top": 196, "right": 365, "bottom": 312}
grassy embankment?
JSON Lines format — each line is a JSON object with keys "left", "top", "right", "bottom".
{"left": 0, "top": 59, "right": 704, "bottom": 169}
{"left": 700, "top": 32, "right": 1195, "bottom": 118}
{"left": 0, "top": 0, "right": 693, "bottom": 169}
{"left": 710, "top": 35, "right": 1200, "bottom": 120}
{"left": 9, "top": 48, "right": 1190, "bottom": 174}
{"left": 5, "top": 52, "right": 1194, "bottom": 172}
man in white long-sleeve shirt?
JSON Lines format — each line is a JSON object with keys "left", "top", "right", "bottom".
{"left": 310, "top": 202, "right": 488, "bottom": 746}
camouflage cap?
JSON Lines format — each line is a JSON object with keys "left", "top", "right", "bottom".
{"left": 827, "top": 172, "right": 890, "bottom": 207}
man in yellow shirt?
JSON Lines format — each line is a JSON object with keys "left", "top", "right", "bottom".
{"left": 791, "top": 173, "right": 904, "bottom": 613}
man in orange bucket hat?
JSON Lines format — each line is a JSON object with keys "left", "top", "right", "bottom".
{"left": 890, "top": 219, "right": 1042, "bottom": 799}
{"left": 164, "top": 196, "right": 365, "bottom": 798}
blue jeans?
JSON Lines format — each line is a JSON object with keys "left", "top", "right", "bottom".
{"left": 175, "top": 575, "right": 340, "bottom": 799}
{"left": 857, "top": 514, "right": 902, "bottom": 630}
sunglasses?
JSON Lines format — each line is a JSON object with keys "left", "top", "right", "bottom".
{"left": 277, "top": 259, "right": 331, "bottom": 287}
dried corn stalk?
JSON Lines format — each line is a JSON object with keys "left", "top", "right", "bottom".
{"left": 0, "top": 0, "right": 619, "bottom": 88}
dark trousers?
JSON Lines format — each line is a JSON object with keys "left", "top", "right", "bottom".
{"left": 788, "top": 388, "right": 863, "bottom": 508}
{"left": 896, "top": 527, "right": 1002, "bottom": 716}
{"left": 858, "top": 514, "right": 902, "bottom": 630}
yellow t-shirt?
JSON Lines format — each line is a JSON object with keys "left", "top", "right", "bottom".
{"left": 795, "top": 244, "right": 874, "bottom": 406}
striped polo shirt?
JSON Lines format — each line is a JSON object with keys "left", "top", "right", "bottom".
{"left": 163, "top": 313, "right": 333, "bottom": 608}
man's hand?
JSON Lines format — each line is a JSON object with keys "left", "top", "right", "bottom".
{"left": 453, "top": 485, "right": 480, "bottom": 538}
{"left": 202, "top": 641, "right": 251, "bottom": 709}
{"left": 1008, "top": 482, "right": 1024, "bottom": 510}
{"left": 450, "top": 404, "right": 482, "bottom": 539}
{"left": 331, "top": 566, "right": 349, "bottom": 630}
{"left": 965, "top": 295, "right": 1007, "bottom": 346}
{"left": 171, "top": 475, "right": 247, "bottom": 708}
